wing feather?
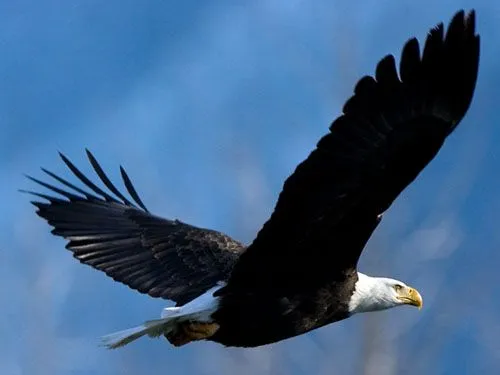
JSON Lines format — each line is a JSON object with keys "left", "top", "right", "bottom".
{"left": 26, "top": 151, "right": 245, "bottom": 305}
{"left": 226, "top": 10, "right": 480, "bottom": 292}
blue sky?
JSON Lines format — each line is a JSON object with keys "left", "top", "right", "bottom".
{"left": 2, "top": 1, "right": 500, "bottom": 374}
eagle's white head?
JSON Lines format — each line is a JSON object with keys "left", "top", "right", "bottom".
{"left": 348, "top": 272, "right": 423, "bottom": 314}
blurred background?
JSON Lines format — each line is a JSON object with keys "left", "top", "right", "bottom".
{"left": 1, "top": 1, "right": 499, "bottom": 374}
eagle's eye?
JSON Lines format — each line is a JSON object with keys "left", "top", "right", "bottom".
{"left": 394, "top": 284, "right": 403, "bottom": 292}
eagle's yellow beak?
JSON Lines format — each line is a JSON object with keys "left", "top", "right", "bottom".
{"left": 397, "top": 286, "right": 423, "bottom": 309}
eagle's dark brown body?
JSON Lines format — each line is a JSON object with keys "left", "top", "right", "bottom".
{"left": 211, "top": 272, "right": 358, "bottom": 347}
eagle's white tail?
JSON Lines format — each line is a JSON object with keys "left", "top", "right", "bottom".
{"left": 100, "top": 284, "right": 224, "bottom": 349}
{"left": 101, "top": 318, "right": 175, "bottom": 349}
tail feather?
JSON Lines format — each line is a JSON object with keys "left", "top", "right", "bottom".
{"left": 101, "top": 284, "right": 224, "bottom": 349}
{"left": 101, "top": 318, "right": 175, "bottom": 349}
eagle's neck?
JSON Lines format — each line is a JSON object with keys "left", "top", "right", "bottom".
{"left": 348, "top": 272, "right": 397, "bottom": 314}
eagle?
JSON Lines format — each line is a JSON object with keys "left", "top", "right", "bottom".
{"left": 25, "top": 10, "right": 479, "bottom": 349}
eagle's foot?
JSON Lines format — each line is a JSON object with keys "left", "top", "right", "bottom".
{"left": 166, "top": 321, "right": 220, "bottom": 347}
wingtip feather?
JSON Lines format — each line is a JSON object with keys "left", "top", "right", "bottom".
{"left": 120, "top": 165, "right": 148, "bottom": 212}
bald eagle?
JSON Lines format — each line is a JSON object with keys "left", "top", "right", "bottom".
{"left": 25, "top": 10, "right": 479, "bottom": 348}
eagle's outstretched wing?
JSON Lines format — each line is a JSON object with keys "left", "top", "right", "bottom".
{"left": 25, "top": 150, "right": 244, "bottom": 305}
{"left": 226, "top": 10, "right": 480, "bottom": 292}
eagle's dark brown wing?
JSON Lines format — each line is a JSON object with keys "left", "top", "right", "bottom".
{"left": 226, "top": 10, "right": 480, "bottom": 292}
{"left": 25, "top": 150, "right": 244, "bottom": 306}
